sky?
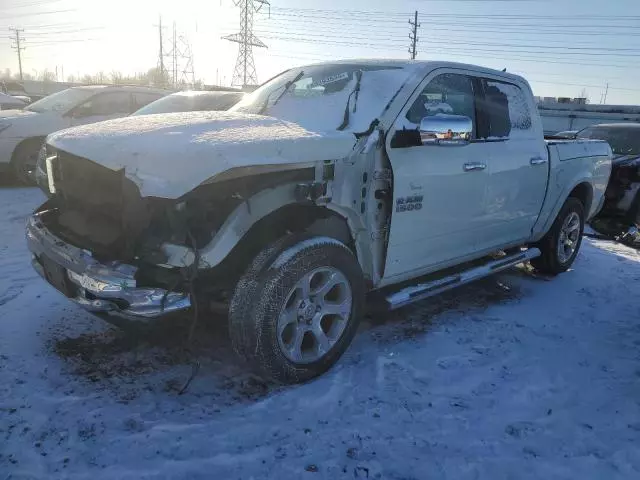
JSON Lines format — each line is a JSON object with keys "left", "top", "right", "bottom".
{"left": 0, "top": 0, "right": 639, "bottom": 105}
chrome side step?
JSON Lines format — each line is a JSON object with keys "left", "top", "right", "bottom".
{"left": 385, "top": 248, "right": 540, "bottom": 310}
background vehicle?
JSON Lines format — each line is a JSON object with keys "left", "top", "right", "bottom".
{"left": 132, "top": 90, "right": 244, "bottom": 115}
{"left": 538, "top": 103, "right": 640, "bottom": 135}
{"left": 0, "top": 92, "right": 28, "bottom": 111}
{"left": 0, "top": 85, "right": 168, "bottom": 183}
{"left": 0, "top": 80, "right": 31, "bottom": 104}
{"left": 27, "top": 60, "right": 612, "bottom": 383}
{"left": 577, "top": 123, "right": 640, "bottom": 244}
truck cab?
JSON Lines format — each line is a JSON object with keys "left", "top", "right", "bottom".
{"left": 26, "top": 60, "right": 612, "bottom": 383}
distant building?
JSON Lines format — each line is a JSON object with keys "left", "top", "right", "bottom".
{"left": 537, "top": 101, "right": 640, "bottom": 134}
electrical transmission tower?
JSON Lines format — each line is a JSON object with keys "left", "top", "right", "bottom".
{"left": 9, "top": 27, "right": 25, "bottom": 80}
{"left": 177, "top": 36, "right": 196, "bottom": 87}
{"left": 155, "top": 15, "right": 169, "bottom": 86}
{"left": 222, "top": 0, "right": 270, "bottom": 88}
{"left": 409, "top": 11, "right": 420, "bottom": 60}
{"left": 155, "top": 17, "right": 196, "bottom": 88}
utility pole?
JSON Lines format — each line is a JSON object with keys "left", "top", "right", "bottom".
{"left": 409, "top": 11, "right": 419, "bottom": 60}
{"left": 603, "top": 82, "right": 609, "bottom": 104}
{"left": 9, "top": 27, "right": 25, "bottom": 80}
{"left": 156, "top": 15, "right": 166, "bottom": 85}
{"left": 172, "top": 21, "right": 177, "bottom": 86}
{"left": 222, "top": 0, "right": 270, "bottom": 88}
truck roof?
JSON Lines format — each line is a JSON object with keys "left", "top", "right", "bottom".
{"left": 300, "top": 58, "right": 527, "bottom": 85}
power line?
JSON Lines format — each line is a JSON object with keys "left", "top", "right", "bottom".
{"left": 242, "top": 29, "right": 640, "bottom": 57}
{"left": 1, "top": 8, "right": 76, "bottom": 19}
{"left": 259, "top": 11, "right": 640, "bottom": 30}
{"left": 0, "top": 0, "right": 66, "bottom": 10}
{"left": 254, "top": 14, "right": 640, "bottom": 35}
{"left": 268, "top": 6, "right": 640, "bottom": 21}
{"left": 223, "top": 0, "right": 270, "bottom": 87}
{"left": 253, "top": 34, "right": 640, "bottom": 70}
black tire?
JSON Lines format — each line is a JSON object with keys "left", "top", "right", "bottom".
{"left": 11, "top": 138, "right": 43, "bottom": 185}
{"left": 531, "top": 197, "right": 585, "bottom": 275}
{"left": 229, "top": 234, "right": 365, "bottom": 384}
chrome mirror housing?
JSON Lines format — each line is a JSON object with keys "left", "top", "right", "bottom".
{"left": 419, "top": 114, "right": 472, "bottom": 145}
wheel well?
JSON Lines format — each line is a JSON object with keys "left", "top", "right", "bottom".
{"left": 569, "top": 182, "right": 593, "bottom": 214}
{"left": 206, "top": 204, "right": 354, "bottom": 287}
{"left": 10, "top": 136, "right": 45, "bottom": 165}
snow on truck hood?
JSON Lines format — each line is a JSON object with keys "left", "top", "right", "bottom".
{"left": 47, "top": 111, "right": 357, "bottom": 198}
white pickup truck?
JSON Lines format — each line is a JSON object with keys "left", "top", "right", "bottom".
{"left": 27, "top": 60, "right": 612, "bottom": 383}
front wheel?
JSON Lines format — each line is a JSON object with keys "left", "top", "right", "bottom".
{"left": 229, "top": 235, "right": 365, "bottom": 384}
{"left": 12, "top": 139, "right": 42, "bottom": 185}
{"left": 531, "top": 197, "right": 585, "bottom": 275}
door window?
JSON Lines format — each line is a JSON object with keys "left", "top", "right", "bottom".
{"left": 479, "top": 79, "right": 532, "bottom": 139}
{"left": 77, "top": 92, "right": 132, "bottom": 116}
{"left": 405, "top": 73, "right": 477, "bottom": 137}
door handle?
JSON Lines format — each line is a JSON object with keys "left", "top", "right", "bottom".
{"left": 530, "top": 157, "right": 548, "bottom": 165}
{"left": 463, "top": 162, "right": 487, "bottom": 172}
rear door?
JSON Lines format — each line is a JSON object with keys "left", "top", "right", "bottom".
{"left": 479, "top": 78, "right": 548, "bottom": 248}
{"left": 383, "top": 70, "right": 495, "bottom": 279}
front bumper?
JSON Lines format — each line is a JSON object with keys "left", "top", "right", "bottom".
{"left": 26, "top": 211, "right": 191, "bottom": 321}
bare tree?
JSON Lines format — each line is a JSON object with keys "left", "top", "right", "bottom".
{"left": 110, "top": 70, "right": 123, "bottom": 85}
{"left": 37, "top": 69, "right": 56, "bottom": 82}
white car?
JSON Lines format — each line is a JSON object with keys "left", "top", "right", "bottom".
{"left": 27, "top": 60, "right": 612, "bottom": 383}
{"left": 0, "top": 92, "right": 28, "bottom": 110}
{"left": 0, "top": 85, "right": 168, "bottom": 183}
{"left": 132, "top": 90, "right": 244, "bottom": 115}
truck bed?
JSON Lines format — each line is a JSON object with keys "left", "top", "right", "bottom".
{"left": 531, "top": 138, "right": 612, "bottom": 240}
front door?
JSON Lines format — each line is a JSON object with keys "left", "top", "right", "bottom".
{"left": 383, "top": 71, "right": 493, "bottom": 280}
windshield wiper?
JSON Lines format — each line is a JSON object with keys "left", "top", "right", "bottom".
{"left": 337, "top": 70, "right": 363, "bottom": 131}
{"left": 259, "top": 71, "right": 304, "bottom": 115}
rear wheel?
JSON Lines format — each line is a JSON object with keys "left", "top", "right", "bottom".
{"left": 12, "top": 138, "right": 43, "bottom": 185}
{"left": 229, "top": 234, "right": 365, "bottom": 384}
{"left": 531, "top": 197, "right": 585, "bottom": 275}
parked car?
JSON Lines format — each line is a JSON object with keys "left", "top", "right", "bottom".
{"left": 0, "top": 80, "right": 31, "bottom": 104}
{"left": 576, "top": 123, "right": 640, "bottom": 244}
{"left": 0, "top": 85, "right": 168, "bottom": 183}
{"left": 27, "top": 60, "right": 611, "bottom": 383}
{"left": 0, "top": 92, "right": 28, "bottom": 110}
{"left": 132, "top": 90, "right": 244, "bottom": 115}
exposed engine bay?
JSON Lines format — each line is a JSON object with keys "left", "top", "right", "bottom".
{"left": 38, "top": 147, "right": 315, "bottom": 283}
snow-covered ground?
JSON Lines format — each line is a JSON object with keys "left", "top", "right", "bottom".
{"left": 1, "top": 186, "right": 639, "bottom": 480}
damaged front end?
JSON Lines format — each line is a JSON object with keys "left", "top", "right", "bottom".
{"left": 27, "top": 147, "right": 247, "bottom": 322}
{"left": 591, "top": 154, "right": 640, "bottom": 246}
{"left": 27, "top": 212, "right": 192, "bottom": 319}
{"left": 28, "top": 146, "right": 319, "bottom": 322}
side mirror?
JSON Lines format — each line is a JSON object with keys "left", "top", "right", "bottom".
{"left": 419, "top": 114, "right": 472, "bottom": 146}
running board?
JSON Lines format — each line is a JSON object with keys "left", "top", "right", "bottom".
{"left": 385, "top": 248, "right": 541, "bottom": 310}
